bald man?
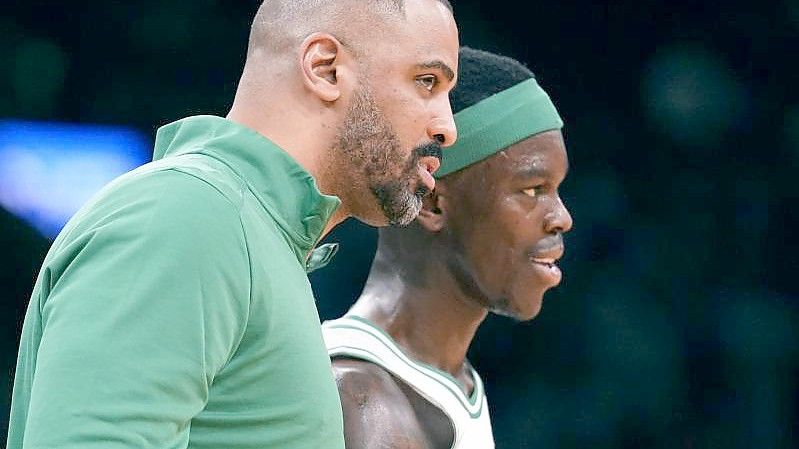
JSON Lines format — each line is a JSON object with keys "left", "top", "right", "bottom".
{"left": 6, "top": 1, "right": 458, "bottom": 448}
{"left": 323, "top": 47, "right": 572, "bottom": 448}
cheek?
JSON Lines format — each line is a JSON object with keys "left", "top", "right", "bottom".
{"left": 381, "top": 89, "right": 429, "bottom": 144}
{"left": 474, "top": 202, "right": 541, "bottom": 273}
{"left": 497, "top": 199, "right": 537, "bottom": 247}
{"left": 463, "top": 213, "right": 523, "bottom": 289}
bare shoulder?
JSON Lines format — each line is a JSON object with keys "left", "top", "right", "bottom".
{"left": 332, "top": 358, "right": 432, "bottom": 449}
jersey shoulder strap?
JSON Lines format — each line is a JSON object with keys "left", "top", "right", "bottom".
{"left": 322, "top": 316, "right": 486, "bottom": 420}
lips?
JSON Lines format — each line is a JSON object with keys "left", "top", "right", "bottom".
{"left": 417, "top": 166, "right": 436, "bottom": 194}
{"left": 530, "top": 259, "right": 563, "bottom": 286}
{"left": 416, "top": 156, "right": 440, "bottom": 194}
{"left": 419, "top": 155, "right": 441, "bottom": 175}
{"left": 530, "top": 244, "right": 564, "bottom": 264}
{"left": 531, "top": 258, "right": 558, "bottom": 267}
{"left": 529, "top": 243, "right": 565, "bottom": 286}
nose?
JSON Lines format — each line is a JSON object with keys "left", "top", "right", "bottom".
{"left": 544, "top": 196, "right": 573, "bottom": 234}
{"left": 427, "top": 98, "right": 457, "bottom": 147}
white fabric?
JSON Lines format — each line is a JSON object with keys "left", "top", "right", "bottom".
{"left": 323, "top": 316, "right": 495, "bottom": 449}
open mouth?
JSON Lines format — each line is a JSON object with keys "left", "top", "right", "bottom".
{"left": 416, "top": 165, "right": 436, "bottom": 195}
{"left": 529, "top": 251, "right": 564, "bottom": 286}
{"left": 531, "top": 258, "right": 558, "bottom": 269}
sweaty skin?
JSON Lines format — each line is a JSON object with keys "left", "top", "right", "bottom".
{"left": 334, "top": 359, "right": 453, "bottom": 448}
{"left": 333, "top": 130, "right": 573, "bottom": 448}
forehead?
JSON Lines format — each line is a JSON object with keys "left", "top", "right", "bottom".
{"left": 372, "top": 0, "right": 459, "bottom": 72}
{"left": 403, "top": 0, "right": 456, "bottom": 32}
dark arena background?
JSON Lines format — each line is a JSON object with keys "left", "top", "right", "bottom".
{"left": 2, "top": 1, "right": 798, "bottom": 447}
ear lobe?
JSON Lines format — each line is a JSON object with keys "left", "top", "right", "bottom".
{"left": 300, "top": 33, "right": 342, "bottom": 102}
{"left": 417, "top": 190, "right": 446, "bottom": 232}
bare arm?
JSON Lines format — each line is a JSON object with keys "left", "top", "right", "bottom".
{"left": 332, "top": 359, "right": 432, "bottom": 449}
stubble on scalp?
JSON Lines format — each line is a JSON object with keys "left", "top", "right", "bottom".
{"left": 246, "top": 0, "right": 452, "bottom": 68}
{"left": 247, "top": 0, "right": 406, "bottom": 59}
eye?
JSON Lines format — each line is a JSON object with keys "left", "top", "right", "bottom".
{"left": 522, "top": 185, "right": 545, "bottom": 198}
{"left": 416, "top": 75, "right": 438, "bottom": 92}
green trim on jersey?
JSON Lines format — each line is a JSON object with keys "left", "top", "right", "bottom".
{"left": 327, "top": 315, "right": 485, "bottom": 417}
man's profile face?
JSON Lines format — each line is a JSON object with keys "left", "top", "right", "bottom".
{"left": 441, "top": 130, "right": 573, "bottom": 320}
{"left": 335, "top": 83, "right": 445, "bottom": 226}
{"left": 335, "top": 0, "right": 459, "bottom": 227}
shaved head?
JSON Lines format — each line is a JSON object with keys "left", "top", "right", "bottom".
{"left": 247, "top": 0, "right": 452, "bottom": 59}
{"left": 229, "top": 0, "right": 458, "bottom": 228}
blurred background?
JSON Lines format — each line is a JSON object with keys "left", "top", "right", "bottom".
{"left": 2, "top": 0, "right": 797, "bottom": 447}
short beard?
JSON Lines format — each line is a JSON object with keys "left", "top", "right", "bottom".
{"left": 372, "top": 180, "right": 423, "bottom": 227}
{"left": 334, "top": 82, "right": 442, "bottom": 226}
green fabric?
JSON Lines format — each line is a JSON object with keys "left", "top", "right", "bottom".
{"left": 7, "top": 115, "right": 346, "bottom": 449}
{"left": 306, "top": 243, "right": 339, "bottom": 273}
{"left": 436, "top": 78, "right": 564, "bottom": 177}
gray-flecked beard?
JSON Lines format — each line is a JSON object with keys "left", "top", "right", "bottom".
{"left": 371, "top": 179, "right": 423, "bottom": 226}
{"left": 335, "top": 83, "right": 439, "bottom": 226}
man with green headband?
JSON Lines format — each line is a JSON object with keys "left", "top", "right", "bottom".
{"left": 322, "top": 47, "right": 573, "bottom": 448}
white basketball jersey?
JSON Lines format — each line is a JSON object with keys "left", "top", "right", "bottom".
{"left": 322, "top": 315, "right": 495, "bottom": 449}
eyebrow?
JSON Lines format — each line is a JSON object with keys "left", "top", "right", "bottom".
{"left": 416, "top": 60, "right": 456, "bottom": 82}
{"left": 515, "top": 162, "right": 569, "bottom": 182}
{"left": 515, "top": 166, "right": 548, "bottom": 180}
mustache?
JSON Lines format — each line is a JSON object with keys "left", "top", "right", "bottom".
{"left": 413, "top": 141, "right": 443, "bottom": 161}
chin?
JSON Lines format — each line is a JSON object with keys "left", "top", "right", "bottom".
{"left": 515, "top": 302, "right": 545, "bottom": 322}
{"left": 362, "top": 183, "right": 422, "bottom": 227}
{"left": 490, "top": 293, "right": 545, "bottom": 322}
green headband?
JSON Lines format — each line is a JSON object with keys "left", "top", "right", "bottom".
{"left": 436, "top": 78, "right": 563, "bottom": 177}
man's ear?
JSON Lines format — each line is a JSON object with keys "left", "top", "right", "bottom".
{"left": 299, "top": 32, "right": 349, "bottom": 102}
{"left": 417, "top": 187, "right": 447, "bottom": 233}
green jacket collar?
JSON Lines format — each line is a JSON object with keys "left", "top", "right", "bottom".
{"left": 152, "top": 115, "right": 341, "bottom": 263}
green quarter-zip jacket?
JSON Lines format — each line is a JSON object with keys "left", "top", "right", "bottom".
{"left": 7, "top": 115, "right": 346, "bottom": 449}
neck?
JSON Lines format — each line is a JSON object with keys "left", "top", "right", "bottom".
{"left": 349, "top": 242, "right": 488, "bottom": 379}
{"left": 227, "top": 72, "right": 350, "bottom": 240}
{"left": 320, "top": 208, "right": 349, "bottom": 237}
